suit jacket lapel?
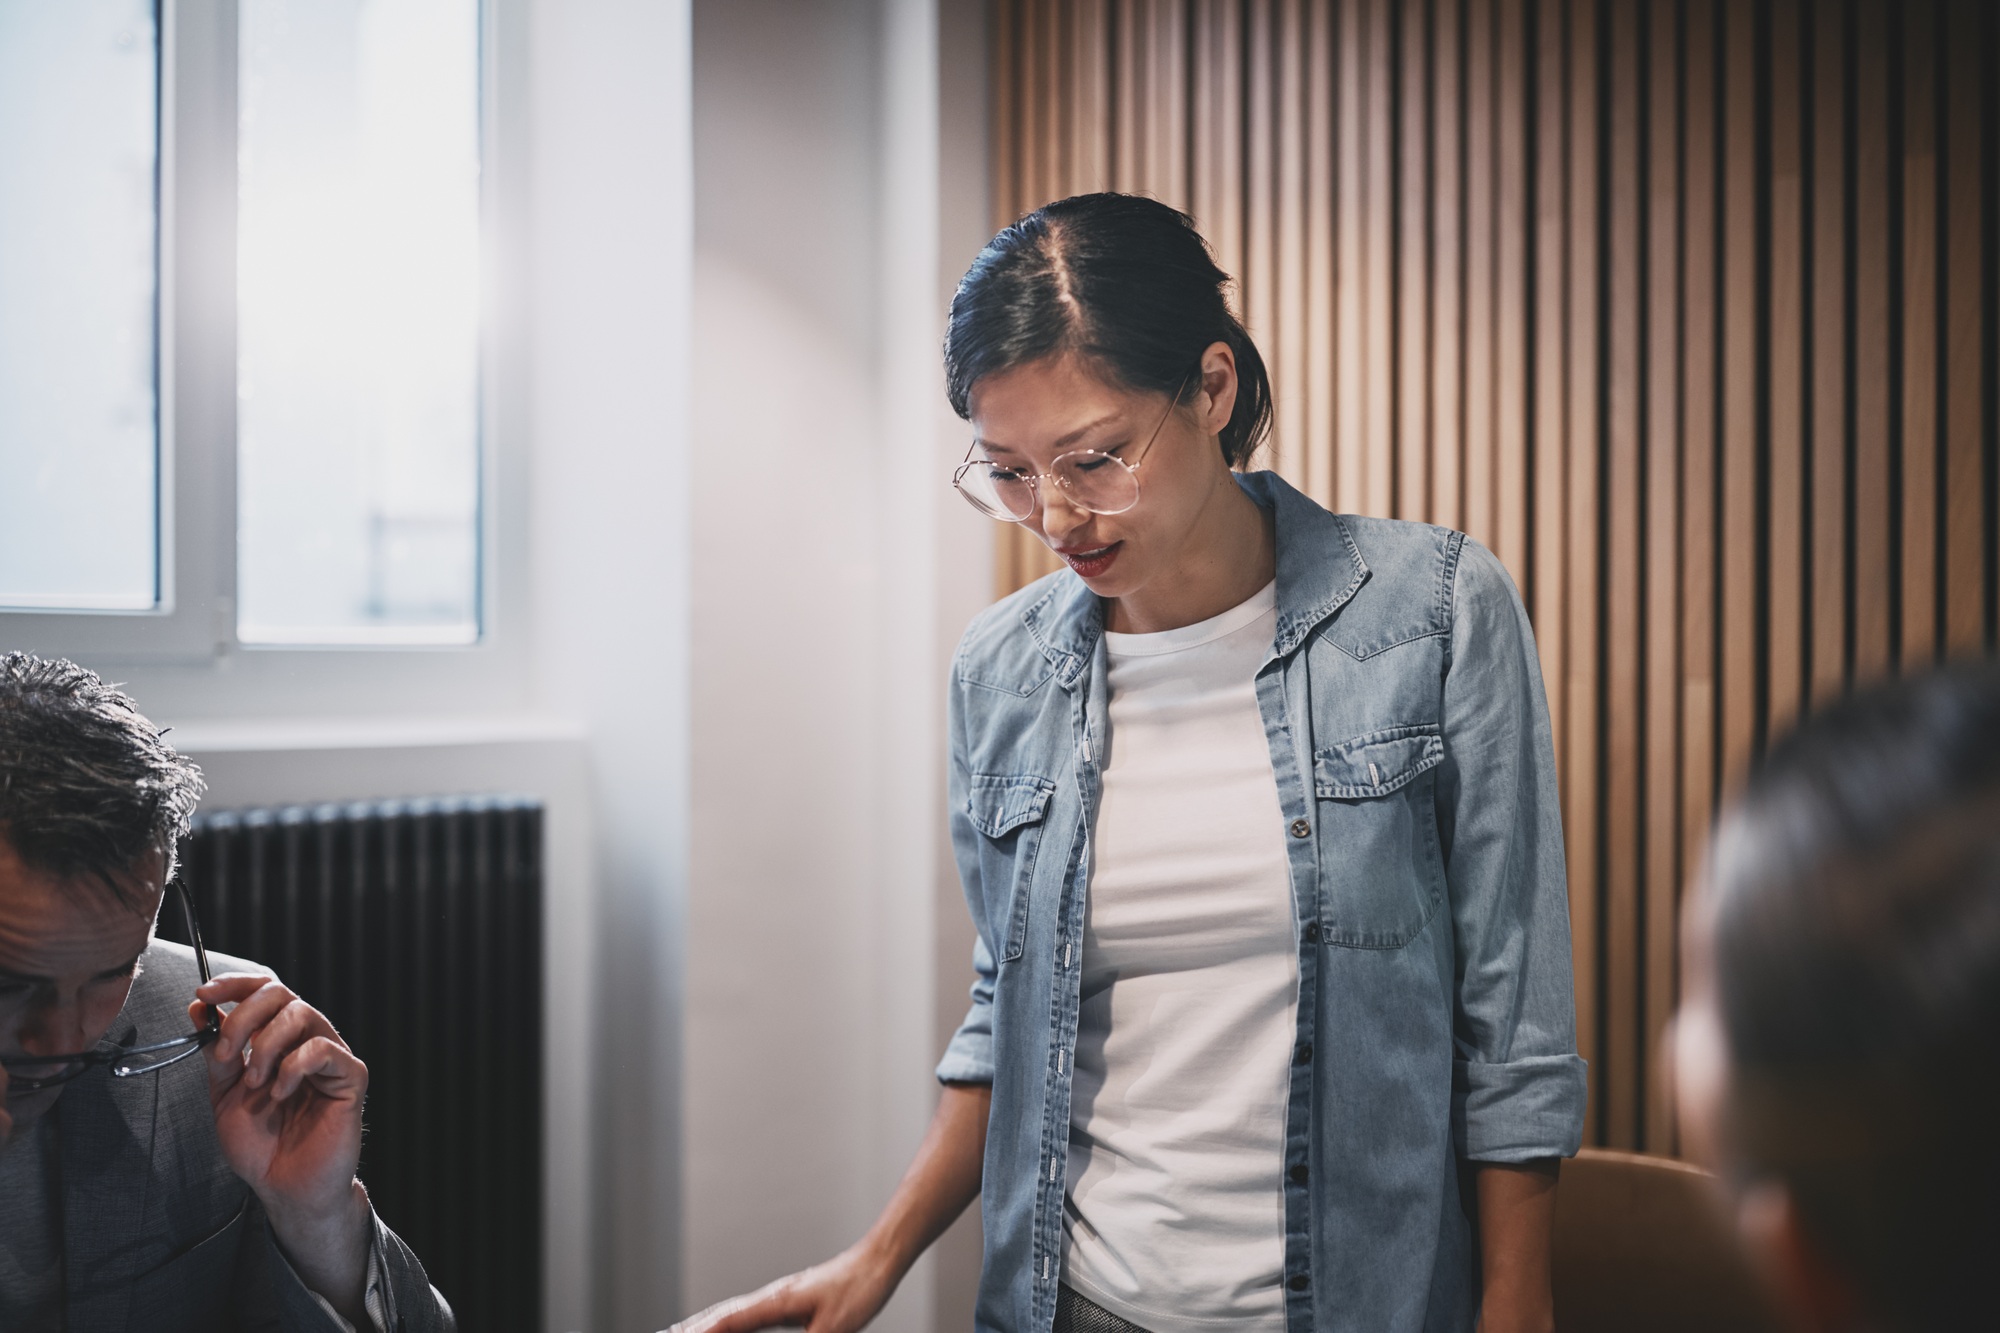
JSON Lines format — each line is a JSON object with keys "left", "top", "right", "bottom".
{"left": 57, "top": 1010, "right": 160, "bottom": 1333}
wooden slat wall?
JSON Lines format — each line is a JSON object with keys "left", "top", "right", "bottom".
{"left": 986, "top": 0, "right": 2000, "bottom": 1151}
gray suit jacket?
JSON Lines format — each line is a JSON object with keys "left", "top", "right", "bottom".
{"left": 53, "top": 942, "right": 454, "bottom": 1333}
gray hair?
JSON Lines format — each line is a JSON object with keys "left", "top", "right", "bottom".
{"left": 0, "top": 653, "right": 205, "bottom": 909}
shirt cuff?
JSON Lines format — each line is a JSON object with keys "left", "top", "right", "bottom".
{"left": 934, "top": 1026, "right": 996, "bottom": 1085}
{"left": 298, "top": 1217, "right": 392, "bottom": 1333}
{"left": 1451, "top": 1053, "right": 1589, "bottom": 1161}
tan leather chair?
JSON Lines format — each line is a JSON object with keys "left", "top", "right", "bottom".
{"left": 1551, "top": 1148, "right": 1785, "bottom": 1333}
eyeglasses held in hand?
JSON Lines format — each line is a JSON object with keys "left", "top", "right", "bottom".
{"left": 952, "top": 368, "right": 1198, "bottom": 523}
{"left": 0, "top": 879, "right": 220, "bottom": 1094}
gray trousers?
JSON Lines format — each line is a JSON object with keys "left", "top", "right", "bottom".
{"left": 1052, "top": 1285, "right": 1154, "bottom": 1333}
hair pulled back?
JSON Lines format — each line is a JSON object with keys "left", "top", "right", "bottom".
{"left": 944, "top": 193, "right": 1274, "bottom": 468}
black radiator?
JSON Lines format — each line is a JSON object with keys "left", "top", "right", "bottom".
{"left": 165, "top": 796, "right": 543, "bottom": 1333}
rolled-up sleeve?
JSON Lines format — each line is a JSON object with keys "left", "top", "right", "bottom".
{"left": 935, "top": 929, "right": 998, "bottom": 1085}
{"left": 935, "top": 655, "right": 999, "bottom": 1086}
{"left": 1436, "top": 538, "right": 1587, "bottom": 1161}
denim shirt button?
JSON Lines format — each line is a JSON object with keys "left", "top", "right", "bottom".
{"left": 1303, "top": 922, "right": 1320, "bottom": 944}
{"left": 1288, "top": 818, "right": 1311, "bottom": 839}
{"left": 1294, "top": 1042, "right": 1313, "bottom": 1065}
{"left": 1287, "top": 1274, "right": 1310, "bottom": 1292}
{"left": 1288, "top": 1163, "right": 1309, "bottom": 1185}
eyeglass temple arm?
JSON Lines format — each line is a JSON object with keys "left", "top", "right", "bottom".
{"left": 174, "top": 881, "right": 220, "bottom": 1030}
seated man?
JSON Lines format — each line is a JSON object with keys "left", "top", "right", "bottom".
{"left": 0, "top": 653, "right": 453, "bottom": 1332}
{"left": 1674, "top": 661, "right": 2000, "bottom": 1332}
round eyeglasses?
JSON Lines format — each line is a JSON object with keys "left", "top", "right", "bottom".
{"left": 0, "top": 879, "right": 221, "bottom": 1094}
{"left": 953, "top": 371, "right": 1196, "bottom": 523}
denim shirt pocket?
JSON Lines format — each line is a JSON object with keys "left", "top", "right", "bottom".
{"left": 967, "top": 773, "right": 1058, "bottom": 964}
{"left": 1312, "top": 722, "right": 1447, "bottom": 947}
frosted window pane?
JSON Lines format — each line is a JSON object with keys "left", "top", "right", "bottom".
{"left": 0, "top": 2, "right": 159, "bottom": 611}
{"left": 237, "top": 0, "right": 480, "bottom": 645}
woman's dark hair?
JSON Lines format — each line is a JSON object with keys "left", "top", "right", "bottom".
{"left": 1708, "top": 660, "right": 2000, "bottom": 1332}
{"left": 944, "top": 193, "right": 1274, "bottom": 467}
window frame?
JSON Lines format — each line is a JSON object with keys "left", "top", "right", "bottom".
{"left": 2, "top": 0, "right": 499, "bottom": 667}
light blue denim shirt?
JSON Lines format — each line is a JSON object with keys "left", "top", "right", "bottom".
{"left": 936, "top": 470, "right": 1586, "bottom": 1333}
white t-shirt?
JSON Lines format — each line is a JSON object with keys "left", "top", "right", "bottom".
{"left": 1061, "top": 580, "right": 1297, "bottom": 1333}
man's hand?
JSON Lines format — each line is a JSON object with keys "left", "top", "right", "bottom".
{"left": 666, "top": 1243, "right": 900, "bottom": 1333}
{"left": 194, "top": 974, "right": 373, "bottom": 1324}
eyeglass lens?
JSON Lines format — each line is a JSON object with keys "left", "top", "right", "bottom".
{"left": 956, "top": 450, "right": 1141, "bottom": 521}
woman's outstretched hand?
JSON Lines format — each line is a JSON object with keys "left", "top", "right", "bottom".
{"left": 665, "top": 1243, "right": 899, "bottom": 1333}
{"left": 661, "top": 1082, "right": 993, "bottom": 1333}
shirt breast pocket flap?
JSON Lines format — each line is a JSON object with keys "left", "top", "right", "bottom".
{"left": 1312, "top": 724, "right": 1446, "bottom": 947}
{"left": 967, "top": 773, "right": 1056, "bottom": 963}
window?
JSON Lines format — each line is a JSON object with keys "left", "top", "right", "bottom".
{"left": 0, "top": 1, "right": 160, "bottom": 612}
{"left": 237, "top": 0, "right": 481, "bottom": 644}
{"left": 0, "top": 0, "right": 485, "bottom": 652}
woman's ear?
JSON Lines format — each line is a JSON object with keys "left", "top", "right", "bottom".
{"left": 1736, "top": 1182, "right": 1865, "bottom": 1333}
{"left": 1196, "top": 339, "right": 1238, "bottom": 438}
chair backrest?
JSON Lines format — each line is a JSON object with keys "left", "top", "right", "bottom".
{"left": 1551, "top": 1148, "right": 1784, "bottom": 1333}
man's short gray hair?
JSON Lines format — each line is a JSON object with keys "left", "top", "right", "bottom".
{"left": 0, "top": 652, "right": 205, "bottom": 909}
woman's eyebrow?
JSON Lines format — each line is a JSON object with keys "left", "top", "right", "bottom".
{"left": 974, "top": 412, "right": 1125, "bottom": 457}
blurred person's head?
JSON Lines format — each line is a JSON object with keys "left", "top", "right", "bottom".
{"left": 944, "top": 192, "right": 1274, "bottom": 599}
{"left": 0, "top": 652, "right": 203, "bottom": 1137}
{"left": 1674, "top": 661, "right": 2000, "bottom": 1332}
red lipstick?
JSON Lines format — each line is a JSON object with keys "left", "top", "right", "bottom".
{"left": 1058, "top": 541, "right": 1122, "bottom": 579}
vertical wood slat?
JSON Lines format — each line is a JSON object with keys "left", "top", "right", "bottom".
{"left": 1679, "top": 0, "right": 1720, "bottom": 1144}
{"left": 1602, "top": 0, "right": 1643, "bottom": 1151}
{"left": 1641, "top": 0, "right": 1684, "bottom": 1155}
{"left": 1396, "top": 0, "right": 1432, "bottom": 524}
{"left": 1768, "top": 0, "right": 1806, "bottom": 738}
{"left": 1810, "top": 0, "right": 1849, "bottom": 706}
{"left": 1720, "top": 0, "right": 1758, "bottom": 791}
{"left": 1432, "top": 0, "right": 1464, "bottom": 534}
{"left": 1493, "top": 0, "right": 1529, "bottom": 579}
{"left": 1462, "top": 0, "right": 1497, "bottom": 554}
{"left": 1364, "top": 0, "right": 1397, "bottom": 521}
{"left": 1562, "top": 0, "right": 1601, "bottom": 1143}
{"left": 1333, "top": 0, "right": 1365, "bottom": 507}
{"left": 1071, "top": 1, "right": 1111, "bottom": 198}
{"left": 1244, "top": 0, "right": 1277, "bottom": 402}
{"left": 1852, "top": 0, "right": 1894, "bottom": 683}
{"left": 1531, "top": 0, "right": 1567, "bottom": 773}
{"left": 987, "top": 0, "right": 2000, "bottom": 1153}
{"left": 1944, "top": 0, "right": 1986, "bottom": 654}
{"left": 1275, "top": 0, "right": 1310, "bottom": 493}
{"left": 1305, "top": 0, "right": 1337, "bottom": 502}
{"left": 1901, "top": 0, "right": 1940, "bottom": 667}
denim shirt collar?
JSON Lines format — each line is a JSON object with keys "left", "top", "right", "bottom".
{"left": 1018, "top": 469, "right": 1372, "bottom": 682}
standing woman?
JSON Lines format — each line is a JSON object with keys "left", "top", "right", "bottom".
{"left": 676, "top": 194, "right": 1584, "bottom": 1333}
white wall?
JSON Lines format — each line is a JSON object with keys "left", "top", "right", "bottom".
{"left": 682, "top": 1, "right": 990, "bottom": 1329}
{"left": 524, "top": 1, "right": 695, "bottom": 1329}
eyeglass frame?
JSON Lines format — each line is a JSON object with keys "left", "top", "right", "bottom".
{"left": 0, "top": 878, "right": 220, "bottom": 1093}
{"left": 952, "top": 365, "right": 1202, "bottom": 522}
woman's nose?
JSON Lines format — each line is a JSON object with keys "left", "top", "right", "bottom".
{"left": 1038, "top": 479, "right": 1091, "bottom": 542}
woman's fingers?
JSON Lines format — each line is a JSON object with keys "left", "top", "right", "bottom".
{"left": 671, "top": 1279, "right": 818, "bottom": 1333}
